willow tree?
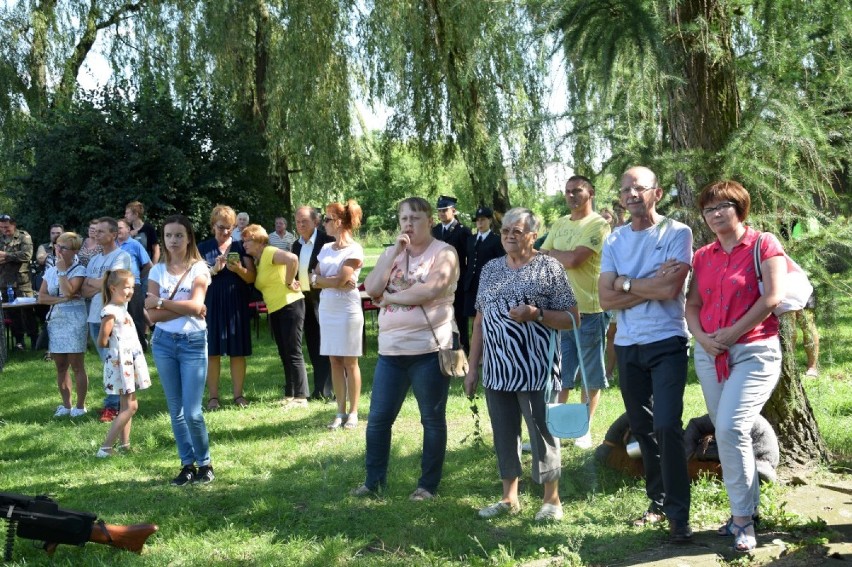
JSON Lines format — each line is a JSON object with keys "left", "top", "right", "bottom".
{"left": 358, "top": 0, "right": 550, "bottom": 213}
{"left": 550, "top": 0, "right": 852, "bottom": 470}
{"left": 135, "top": 0, "right": 355, "bottom": 218}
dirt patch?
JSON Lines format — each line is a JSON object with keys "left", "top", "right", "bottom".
{"left": 608, "top": 473, "right": 852, "bottom": 566}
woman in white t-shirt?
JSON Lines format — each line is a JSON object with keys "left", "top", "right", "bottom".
{"left": 144, "top": 214, "right": 213, "bottom": 487}
{"left": 312, "top": 199, "right": 365, "bottom": 430}
{"left": 353, "top": 197, "right": 459, "bottom": 501}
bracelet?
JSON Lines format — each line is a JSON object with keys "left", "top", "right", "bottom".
{"left": 57, "top": 271, "right": 68, "bottom": 277}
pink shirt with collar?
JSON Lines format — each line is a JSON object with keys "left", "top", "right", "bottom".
{"left": 693, "top": 226, "right": 785, "bottom": 343}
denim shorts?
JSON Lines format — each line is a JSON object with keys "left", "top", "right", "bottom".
{"left": 560, "top": 311, "right": 611, "bottom": 390}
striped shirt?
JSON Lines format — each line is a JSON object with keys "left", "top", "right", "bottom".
{"left": 475, "top": 254, "right": 576, "bottom": 392}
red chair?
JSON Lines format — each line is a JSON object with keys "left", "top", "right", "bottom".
{"left": 248, "top": 301, "right": 268, "bottom": 339}
{"left": 358, "top": 284, "right": 380, "bottom": 330}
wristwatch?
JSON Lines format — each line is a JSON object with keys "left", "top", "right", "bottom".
{"left": 57, "top": 271, "right": 67, "bottom": 277}
{"left": 310, "top": 274, "right": 318, "bottom": 287}
{"left": 156, "top": 298, "right": 164, "bottom": 309}
{"left": 621, "top": 278, "right": 632, "bottom": 293}
{"left": 535, "top": 308, "right": 544, "bottom": 323}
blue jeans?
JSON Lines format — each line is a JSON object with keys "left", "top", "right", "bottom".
{"left": 89, "top": 322, "right": 119, "bottom": 410}
{"left": 365, "top": 353, "right": 450, "bottom": 494}
{"left": 561, "top": 311, "right": 611, "bottom": 391}
{"left": 616, "top": 336, "right": 690, "bottom": 523}
{"left": 152, "top": 327, "right": 211, "bottom": 467}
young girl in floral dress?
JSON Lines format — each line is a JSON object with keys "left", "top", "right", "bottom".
{"left": 96, "top": 269, "right": 151, "bottom": 457}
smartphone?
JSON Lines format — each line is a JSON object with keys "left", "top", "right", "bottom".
{"left": 227, "top": 252, "right": 240, "bottom": 264}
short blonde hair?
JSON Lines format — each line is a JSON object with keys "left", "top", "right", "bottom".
{"left": 240, "top": 224, "right": 269, "bottom": 246}
{"left": 57, "top": 232, "right": 83, "bottom": 250}
{"left": 210, "top": 205, "right": 237, "bottom": 228}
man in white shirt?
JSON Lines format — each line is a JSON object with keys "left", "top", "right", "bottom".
{"left": 232, "top": 212, "right": 250, "bottom": 242}
{"left": 268, "top": 217, "right": 296, "bottom": 251}
{"left": 292, "top": 206, "right": 334, "bottom": 399}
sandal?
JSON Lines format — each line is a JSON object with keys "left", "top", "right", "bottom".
{"left": 43, "top": 352, "right": 53, "bottom": 362}
{"left": 718, "top": 513, "right": 761, "bottom": 536}
{"left": 327, "top": 414, "right": 345, "bottom": 430}
{"left": 343, "top": 413, "right": 358, "bottom": 429}
{"left": 731, "top": 521, "right": 756, "bottom": 553}
{"left": 233, "top": 396, "right": 249, "bottom": 408}
{"left": 206, "top": 397, "right": 220, "bottom": 411}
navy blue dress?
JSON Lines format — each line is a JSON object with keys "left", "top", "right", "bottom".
{"left": 197, "top": 239, "right": 253, "bottom": 357}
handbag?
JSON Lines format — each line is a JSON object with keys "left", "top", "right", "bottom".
{"left": 753, "top": 233, "right": 813, "bottom": 315}
{"left": 419, "top": 305, "right": 469, "bottom": 378}
{"left": 544, "top": 311, "right": 590, "bottom": 439}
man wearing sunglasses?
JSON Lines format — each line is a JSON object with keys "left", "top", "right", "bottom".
{"left": 0, "top": 215, "right": 38, "bottom": 350}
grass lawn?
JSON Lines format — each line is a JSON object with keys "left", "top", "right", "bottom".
{"left": 0, "top": 251, "right": 849, "bottom": 566}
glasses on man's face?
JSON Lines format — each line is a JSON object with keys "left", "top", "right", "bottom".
{"left": 500, "top": 227, "right": 531, "bottom": 238}
{"left": 620, "top": 185, "right": 654, "bottom": 195}
{"left": 702, "top": 201, "right": 737, "bottom": 216}
{"left": 215, "top": 224, "right": 233, "bottom": 232}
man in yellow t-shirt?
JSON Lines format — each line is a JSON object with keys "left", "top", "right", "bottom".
{"left": 540, "top": 175, "right": 611, "bottom": 448}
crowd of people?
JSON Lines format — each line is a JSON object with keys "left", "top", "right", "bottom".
{"left": 2, "top": 167, "right": 818, "bottom": 552}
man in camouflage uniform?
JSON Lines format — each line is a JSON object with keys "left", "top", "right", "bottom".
{"left": 0, "top": 215, "right": 38, "bottom": 350}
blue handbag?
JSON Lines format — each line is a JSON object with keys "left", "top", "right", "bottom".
{"left": 544, "top": 312, "right": 590, "bottom": 439}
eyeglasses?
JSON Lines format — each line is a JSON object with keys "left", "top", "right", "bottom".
{"left": 214, "top": 224, "right": 233, "bottom": 232}
{"left": 499, "top": 227, "right": 531, "bottom": 238}
{"left": 702, "top": 201, "right": 737, "bottom": 216}
{"left": 56, "top": 244, "right": 75, "bottom": 252}
{"left": 322, "top": 217, "right": 336, "bottom": 224}
{"left": 619, "top": 185, "right": 654, "bottom": 195}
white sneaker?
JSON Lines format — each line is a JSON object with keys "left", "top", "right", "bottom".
{"left": 70, "top": 407, "right": 87, "bottom": 418}
{"left": 54, "top": 405, "right": 71, "bottom": 417}
{"left": 574, "top": 432, "right": 593, "bottom": 449}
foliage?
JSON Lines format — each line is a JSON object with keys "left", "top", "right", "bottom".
{"left": 7, "top": 85, "right": 269, "bottom": 239}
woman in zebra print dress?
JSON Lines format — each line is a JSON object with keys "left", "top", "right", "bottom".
{"left": 464, "top": 207, "right": 578, "bottom": 522}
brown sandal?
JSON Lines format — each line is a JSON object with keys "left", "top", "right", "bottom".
{"left": 233, "top": 396, "right": 248, "bottom": 408}
{"left": 206, "top": 397, "right": 220, "bottom": 411}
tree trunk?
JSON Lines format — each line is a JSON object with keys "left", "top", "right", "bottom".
{"left": 761, "top": 312, "right": 829, "bottom": 472}
{"left": 664, "top": 0, "right": 740, "bottom": 247}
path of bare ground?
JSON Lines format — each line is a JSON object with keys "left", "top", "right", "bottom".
{"left": 528, "top": 471, "right": 852, "bottom": 567}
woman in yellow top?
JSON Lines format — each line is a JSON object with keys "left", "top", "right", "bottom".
{"left": 241, "top": 224, "right": 309, "bottom": 407}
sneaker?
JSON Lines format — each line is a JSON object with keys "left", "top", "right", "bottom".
{"left": 171, "top": 464, "right": 197, "bottom": 486}
{"left": 521, "top": 442, "right": 532, "bottom": 453}
{"left": 196, "top": 465, "right": 215, "bottom": 484}
{"left": 574, "top": 432, "right": 593, "bottom": 449}
{"left": 478, "top": 501, "right": 520, "bottom": 519}
{"left": 70, "top": 407, "right": 87, "bottom": 418}
{"left": 409, "top": 487, "right": 434, "bottom": 501}
{"left": 54, "top": 405, "right": 71, "bottom": 417}
{"left": 534, "top": 503, "right": 564, "bottom": 522}
{"left": 350, "top": 484, "right": 380, "bottom": 498}
{"left": 99, "top": 408, "right": 118, "bottom": 423}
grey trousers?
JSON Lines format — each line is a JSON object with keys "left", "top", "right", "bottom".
{"left": 485, "top": 388, "right": 561, "bottom": 484}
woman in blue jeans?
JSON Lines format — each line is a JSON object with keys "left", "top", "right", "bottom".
{"left": 145, "top": 214, "right": 213, "bottom": 486}
{"left": 355, "top": 197, "right": 459, "bottom": 501}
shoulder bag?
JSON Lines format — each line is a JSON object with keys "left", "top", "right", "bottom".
{"left": 420, "top": 305, "right": 469, "bottom": 378}
{"left": 754, "top": 233, "right": 813, "bottom": 315}
{"left": 544, "top": 311, "right": 590, "bottom": 439}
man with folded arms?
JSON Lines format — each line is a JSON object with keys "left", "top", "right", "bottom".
{"left": 599, "top": 166, "right": 693, "bottom": 543}
{"left": 540, "top": 175, "right": 611, "bottom": 449}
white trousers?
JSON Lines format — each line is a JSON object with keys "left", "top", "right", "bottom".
{"left": 694, "top": 338, "right": 781, "bottom": 517}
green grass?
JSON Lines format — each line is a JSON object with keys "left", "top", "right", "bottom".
{"left": 0, "top": 278, "right": 849, "bottom": 565}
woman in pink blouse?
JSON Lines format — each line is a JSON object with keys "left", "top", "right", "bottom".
{"left": 685, "top": 180, "right": 786, "bottom": 553}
